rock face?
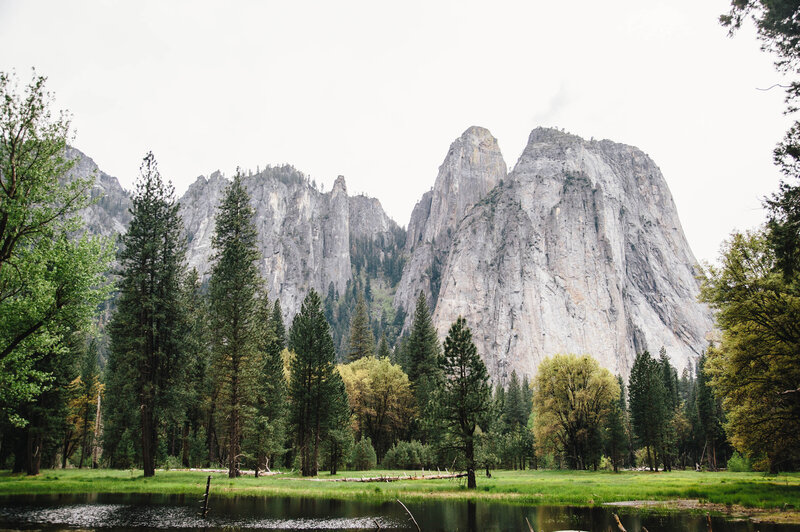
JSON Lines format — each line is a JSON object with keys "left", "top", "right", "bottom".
{"left": 70, "top": 125, "right": 713, "bottom": 381}
{"left": 67, "top": 147, "right": 132, "bottom": 237}
{"left": 393, "top": 126, "right": 507, "bottom": 317}
{"left": 422, "top": 127, "right": 713, "bottom": 380}
{"left": 178, "top": 167, "right": 401, "bottom": 319}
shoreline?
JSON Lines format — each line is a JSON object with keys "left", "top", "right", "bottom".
{"left": 1, "top": 469, "right": 798, "bottom": 524}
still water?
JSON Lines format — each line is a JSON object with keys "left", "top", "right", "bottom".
{"left": 0, "top": 493, "right": 797, "bottom": 531}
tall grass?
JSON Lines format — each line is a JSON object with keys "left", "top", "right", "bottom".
{"left": 1, "top": 469, "right": 798, "bottom": 510}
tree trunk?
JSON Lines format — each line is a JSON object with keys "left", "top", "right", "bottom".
{"left": 92, "top": 393, "right": 101, "bottom": 469}
{"left": 466, "top": 436, "right": 476, "bottom": 489}
{"left": 26, "top": 430, "right": 41, "bottom": 476}
{"left": 141, "top": 401, "right": 155, "bottom": 477}
{"left": 181, "top": 423, "right": 190, "bottom": 468}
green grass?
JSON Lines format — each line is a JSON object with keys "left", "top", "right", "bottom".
{"left": 1, "top": 468, "right": 799, "bottom": 511}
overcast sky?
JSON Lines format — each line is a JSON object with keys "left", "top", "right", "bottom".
{"left": 0, "top": 0, "right": 791, "bottom": 264}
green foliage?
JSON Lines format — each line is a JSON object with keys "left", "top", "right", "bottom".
{"left": 105, "top": 152, "right": 186, "bottom": 477}
{"left": 701, "top": 230, "right": 800, "bottom": 472}
{"left": 728, "top": 452, "right": 754, "bottom": 472}
{"left": 628, "top": 350, "right": 667, "bottom": 471}
{"left": 243, "top": 294, "right": 288, "bottom": 475}
{"left": 0, "top": 71, "right": 112, "bottom": 428}
{"left": 347, "top": 294, "right": 374, "bottom": 361}
{"left": 382, "top": 440, "right": 435, "bottom": 470}
{"left": 208, "top": 171, "right": 264, "bottom": 477}
{"left": 436, "top": 316, "right": 491, "bottom": 488}
{"left": 603, "top": 377, "right": 628, "bottom": 472}
{"left": 533, "top": 354, "right": 619, "bottom": 471}
{"left": 288, "top": 289, "right": 339, "bottom": 476}
{"left": 350, "top": 436, "right": 377, "bottom": 470}
{"left": 338, "top": 356, "right": 414, "bottom": 460}
{"left": 406, "top": 291, "right": 442, "bottom": 442}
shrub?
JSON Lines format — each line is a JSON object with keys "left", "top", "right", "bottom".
{"left": 727, "top": 452, "right": 753, "bottom": 472}
{"left": 382, "top": 440, "right": 435, "bottom": 470}
{"left": 350, "top": 437, "right": 377, "bottom": 470}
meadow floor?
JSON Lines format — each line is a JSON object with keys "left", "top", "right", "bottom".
{"left": 1, "top": 468, "right": 799, "bottom": 523}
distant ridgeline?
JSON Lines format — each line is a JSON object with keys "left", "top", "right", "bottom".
{"left": 72, "top": 126, "right": 712, "bottom": 380}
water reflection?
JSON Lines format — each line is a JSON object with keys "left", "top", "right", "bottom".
{"left": 0, "top": 493, "right": 797, "bottom": 531}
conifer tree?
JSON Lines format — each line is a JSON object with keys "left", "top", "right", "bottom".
{"left": 271, "top": 299, "right": 285, "bottom": 351}
{"left": 377, "top": 334, "right": 391, "bottom": 359}
{"left": 178, "top": 269, "right": 211, "bottom": 467}
{"left": 288, "top": 289, "right": 339, "bottom": 476}
{"left": 604, "top": 375, "right": 628, "bottom": 472}
{"left": 208, "top": 172, "right": 263, "bottom": 478}
{"left": 348, "top": 294, "right": 374, "bottom": 361}
{"left": 436, "top": 316, "right": 491, "bottom": 489}
{"left": 324, "top": 369, "right": 352, "bottom": 474}
{"left": 628, "top": 351, "right": 667, "bottom": 471}
{"left": 244, "top": 294, "right": 287, "bottom": 475}
{"left": 106, "top": 152, "right": 186, "bottom": 477}
{"left": 504, "top": 371, "right": 526, "bottom": 429}
{"left": 406, "top": 291, "right": 442, "bottom": 440}
{"left": 696, "top": 351, "right": 724, "bottom": 470}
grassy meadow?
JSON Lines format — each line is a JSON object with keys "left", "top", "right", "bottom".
{"left": 1, "top": 468, "right": 799, "bottom": 513}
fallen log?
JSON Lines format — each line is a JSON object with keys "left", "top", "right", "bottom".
{"left": 301, "top": 472, "right": 468, "bottom": 483}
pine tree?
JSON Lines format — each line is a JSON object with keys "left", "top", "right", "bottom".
{"left": 657, "top": 348, "right": 678, "bottom": 471}
{"left": 376, "top": 334, "right": 391, "bottom": 359}
{"left": 288, "top": 289, "right": 339, "bottom": 476}
{"left": 208, "top": 172, "right": 263, "bottom": 478}
{"left": 628, "top": 351, "right": 667, "bottom": 471}
{"left": 176, "top": 269, "right": 211, "bottom": 467}
{"left": 106, "top": 152, "right": 186, "bottom": 477}
{"left": 324, "top": 369, "right": 352, "bottom": 474}
{"left": 604, "top": 375, "right": 628, "bottom": 472}
{"left": 436, "top": 316, "right": 491, "bottom": 489}
{"left": 406, "top": 291, "right": 442, "bottom": 440}
{"left": 244, "top": 294, "right": 287, "bottom": 476}
{"left": 271, "top": 299, "right": 285, "bottom": 350}
{"left": 504, "top": 371, "right": 526, "bottom": 429}
{"left": 348, "top": 294, "right": 374, "bottom": 361}
{"left": 696, "top": 351, "right": 724, "bottom": 470}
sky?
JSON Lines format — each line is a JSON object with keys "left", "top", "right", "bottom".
{"left": 0, "top": 0, "right": 792, "bottom": 264}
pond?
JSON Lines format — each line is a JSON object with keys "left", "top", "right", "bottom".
{"left": 0, "top": 493, "right": 797, "bottom": 531}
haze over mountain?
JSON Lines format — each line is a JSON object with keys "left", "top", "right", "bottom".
{"left": 72, "top": 126, "right": 713, "bottom": 380}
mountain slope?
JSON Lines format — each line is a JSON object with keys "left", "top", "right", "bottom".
{"left": 426, "top": 127, "right": 713, "bottom": 379}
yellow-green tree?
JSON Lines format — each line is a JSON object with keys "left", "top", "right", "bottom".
{"left": 338, "top": 355, "right": 414, "bottom": 460}
{"left": 533, "top": 354, "right": 619, "bottom": 470}
{"left": 701, "top": 230, "right": 800, "bottom": 472}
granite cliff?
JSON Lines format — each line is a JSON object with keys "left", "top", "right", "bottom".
{"left": 70, "top": 125, "right": 713, "bottom": 379}
{"left": 394, "top": 127, "right": 713, "bottom": 380}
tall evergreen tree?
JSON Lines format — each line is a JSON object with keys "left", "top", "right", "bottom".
{"left": 105, "top": 152, "right": 186, "bottom": 477}
{"left": 604, "top": 375, "right": 628, "bottom": 472}
{"left": 288, "top": 289, "right": 339, "bottom": 476}
{"left": 348, "top": 294, "right": 374, "bottom": 361}
{"left": 244, "top": 294, "right": 287, "bottom": 475}
{"left": 504, "top": 371, "right": 526, "bottom": 429}
{"left": 376, "top": 334, "right": 391, "bottom": 360}
{"left": 178, "top": 269, "right": 211, "bottom": 467}
{"left": 628, "top": 351, "right": 667, "bottom": 471}
{"left": 323, "top": 369, "right": 352, "bottom": 475}
{"left": 696, "top": 351, "right": 725, "bottom": 470}
{"left": 406, "top": 291, "right": 442, "bottom": 440}
{"left": 208, "top": 172, "right": 263, "bottom": 478}
{"left": 271, "top": 299, "right": 285, "bottom": 352}
{"left": 436, "top": 316, "right": 491, "bottom": 489}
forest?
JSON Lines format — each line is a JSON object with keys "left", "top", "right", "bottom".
{"left": 1, "top": 1, "right": 800, "bottom": 488}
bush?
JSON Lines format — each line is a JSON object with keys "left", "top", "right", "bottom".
{"left": 727, "top": 452, "right": 753, "bottom": 472}
{"left": 350, "top": 437, "right": 377, "bottom": 470}
{"left": 382, "top": 440, "right": 435, "bottom": 470}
